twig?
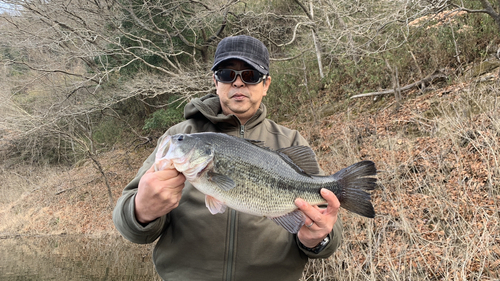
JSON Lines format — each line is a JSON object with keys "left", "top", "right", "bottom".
{"left": 350, "top": 72, "right": 447, "bottom": 99}
{"left": 133, "top": 136, "right": 153, "bottom": 150}
{"left": 55, "top": 178, "right": 96, "bottom": 195}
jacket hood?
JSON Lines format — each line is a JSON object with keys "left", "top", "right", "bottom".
{"left": 184, "top": 94, "right": 267, "bottom": 129}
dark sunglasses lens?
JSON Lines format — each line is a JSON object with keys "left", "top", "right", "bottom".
{"left": 216, "top": 69, "right": 262, "bottom": 84}
{"left": 241, "top": 70, "right": 261, "bottom": 83}
{"left": 216, "top": 69, "right": 235, "bottom": 82}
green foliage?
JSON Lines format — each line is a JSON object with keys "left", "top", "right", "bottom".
{"left": 93, "top": 117, "right": 123, "bottom": 145}
{"left": 266, "top": 53, "right": 326, "bottom": 122}
{"left": 142, "top": 96, "right": 186, "bottom": 133}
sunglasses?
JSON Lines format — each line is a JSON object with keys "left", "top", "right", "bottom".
{"left": 214, "top": 69, "right": 267, "bottom": 85}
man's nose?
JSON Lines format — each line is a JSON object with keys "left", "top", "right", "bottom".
{"left": 232, "top": 75, "right": 245, "bottom": 87}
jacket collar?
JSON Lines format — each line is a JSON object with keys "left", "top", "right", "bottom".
{"left": 184, "top": 94, "right": 267, "bottom": 130}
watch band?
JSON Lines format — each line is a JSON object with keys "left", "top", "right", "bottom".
{"left": 299, "top": 236, "right": 330, "bottom": 254}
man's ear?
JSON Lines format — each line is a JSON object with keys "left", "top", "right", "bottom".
{"left": 213, "top": 73, "right": 218, "bottom": 86}
{"left": 264, "top": 75, "right": 271, "bottom": 86}
{"left": 262, "top": 76, "right": 271, "bottom": 97}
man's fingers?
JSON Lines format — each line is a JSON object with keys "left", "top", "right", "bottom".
{"left": 295, "top": 189, "right": 340, "bottom": 230}
{"left": 148, "top": 163, "right": 185, "bottom": 182}
{"left": 295, "top": 198, "right": 324, "bottom": 227}
{"left": 321, "top": 188, "right": 340, "bottom": 216}
{"left": 146, "top": 164, "right": 156, "bottom": 173}
{"left": 135, "top": 165, "right": 186, "bottom": 224}
{"left": 156, "top": 168, "right": 181, "bottom": 180}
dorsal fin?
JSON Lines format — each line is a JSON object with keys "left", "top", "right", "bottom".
{"left": 277, "top": 146, "right": 321, "bottom": 175}
{"left": 243, "top": 138, "right": 321, "bottom": 175}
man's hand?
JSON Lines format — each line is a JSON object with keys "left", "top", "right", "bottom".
{"left": 295, "top": 188, "right": 340, "bottom": 248}
{"left": 134, "top": 165, "right": 186, "bottom": 224}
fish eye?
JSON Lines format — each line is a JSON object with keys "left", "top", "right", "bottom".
{"left": 178, "top": 135, "right": 184, "bottom": 141}
{"left": 205, "top": 148, "right": 211, "bottom": 155}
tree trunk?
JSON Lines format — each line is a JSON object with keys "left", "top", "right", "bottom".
{"left": 88, "top": 152, "right": 114, "bottom": 208}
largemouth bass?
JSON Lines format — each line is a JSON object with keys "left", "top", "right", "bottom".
{"left": 155, "top": 132, "right": 376, "bottom": 233}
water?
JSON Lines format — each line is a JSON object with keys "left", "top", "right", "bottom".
{"left": 0, "top": 234, "right": 159, "bottom": 280}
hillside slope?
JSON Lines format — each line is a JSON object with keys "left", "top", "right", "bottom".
{"left": 1, "top": 71, "right": 499, "bottom": 280}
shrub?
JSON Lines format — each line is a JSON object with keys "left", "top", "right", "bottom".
{"left": 142, "top": 96, "right": 186, "bottom": 133}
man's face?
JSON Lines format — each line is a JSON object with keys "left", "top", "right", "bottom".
{"left": 213, "top": 59, "right": 271, "bottom": 125}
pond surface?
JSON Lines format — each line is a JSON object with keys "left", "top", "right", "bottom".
{"left": 0, "top": 234, "right": 159, "bottom": 281}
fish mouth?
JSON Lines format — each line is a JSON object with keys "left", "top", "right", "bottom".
{"left": 158, "top": 135, "right": 172, "bottom": 159}
{"left": 154, "top": 135, "right": 173, "bottom": 171}
{"left": 164, "top": 135, "right": 172, "bottom": 151}
{"left": 164, "top": 142, "right": 197, "bottom": 172}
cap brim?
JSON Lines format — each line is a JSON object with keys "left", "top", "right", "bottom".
{"left": 211, "top": 56, "right": 268, "bottom": 75}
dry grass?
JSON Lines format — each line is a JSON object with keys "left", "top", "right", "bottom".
{"left": 295, "top": 78, "right": 500, "bottom": 280}
{"left": 0, "top": 147, "right": 152, "bottom": 236}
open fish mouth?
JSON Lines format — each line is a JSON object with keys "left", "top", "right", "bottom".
{"left": 156, "top": 134, "right": 214, "bottom": 176}
{"left": 154, "top": 135, "right": 173, "bottom": 171}
{"left": 158, "top": 135, "right": 172, "bottom": 158}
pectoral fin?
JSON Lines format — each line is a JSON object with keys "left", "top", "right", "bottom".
{"left": 207, "top": 171, "right": 236, "bottom": 191}
{"left": 270, "top": 210, "right": 306, "bottom": 234}
{"left": 205, "top": 195, "right": 227, "bottom": 214}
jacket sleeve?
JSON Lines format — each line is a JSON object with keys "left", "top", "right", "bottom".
{"left": 112, "top": 137, "right": 169, "bottom": 244}
{"left": 291, "top": 131, "right": 344, "bottom": 258}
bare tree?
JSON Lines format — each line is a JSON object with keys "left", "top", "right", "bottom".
{"left": 293, "top": 0, "right": 324, "bottom": 78}
{"left": 2, "top": 0, "right": 489, "bottom": 205}
{"left": 0, "top": 0, "right": 231, "bottom": 205}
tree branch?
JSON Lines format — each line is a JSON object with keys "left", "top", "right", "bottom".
{"left": 350, "top": 72, "right": 447, "bottom": 99}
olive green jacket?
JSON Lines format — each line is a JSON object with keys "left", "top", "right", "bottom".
{"left": 113, "top": 94, "right": 342, "bottom": 281}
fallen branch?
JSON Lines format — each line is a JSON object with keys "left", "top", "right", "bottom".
{"left": 351, "top": 72, "right": 447, "bottom": 99}
{"left": 132, "top": 136, "right": 153, "bottom": 150}
{"left": 55, "top": 178, "right": 97, "bottom": 195}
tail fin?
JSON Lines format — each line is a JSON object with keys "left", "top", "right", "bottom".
{"left": 328, "top": 160, "right": 377, "bottom": 218}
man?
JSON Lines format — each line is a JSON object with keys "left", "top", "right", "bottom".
{"left": 113, "top": 35, "right": 342, "bottom": 280}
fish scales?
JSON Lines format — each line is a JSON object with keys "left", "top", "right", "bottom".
{"left": 208, "top": 137, "right": 330, "bottom": 214}
{"left": 157, "top": 132, "right": 376, "bottom": 233}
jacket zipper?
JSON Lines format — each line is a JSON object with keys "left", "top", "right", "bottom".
{"left": 225, "top": 124, "right": 245, "bottom": 281}
{"left": 239, "top": 125, "right": 245, "bottom": 138}
{"left": 225, "top": 209, "right": 237, "bottom": 281}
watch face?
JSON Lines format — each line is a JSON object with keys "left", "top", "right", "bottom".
{"left": 299, "top": 236, "right": 330, "bottom": 254}
{"left": 309, "top": 237, "right": 330, "bottom": 254}
{"left": 321, "top": 236, "right": 330, "bottom": 246}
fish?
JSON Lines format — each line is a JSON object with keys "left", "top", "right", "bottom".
{"left": 155, "top": 132, "right": 376, "bottom": 233}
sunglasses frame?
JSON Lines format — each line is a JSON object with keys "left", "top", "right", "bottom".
{"left": 214, "top": 69, "right": 267, "bottom": 85}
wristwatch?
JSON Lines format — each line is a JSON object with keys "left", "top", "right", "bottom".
{"left": 299, "top": 236, "right": 330, "bottom": 254}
